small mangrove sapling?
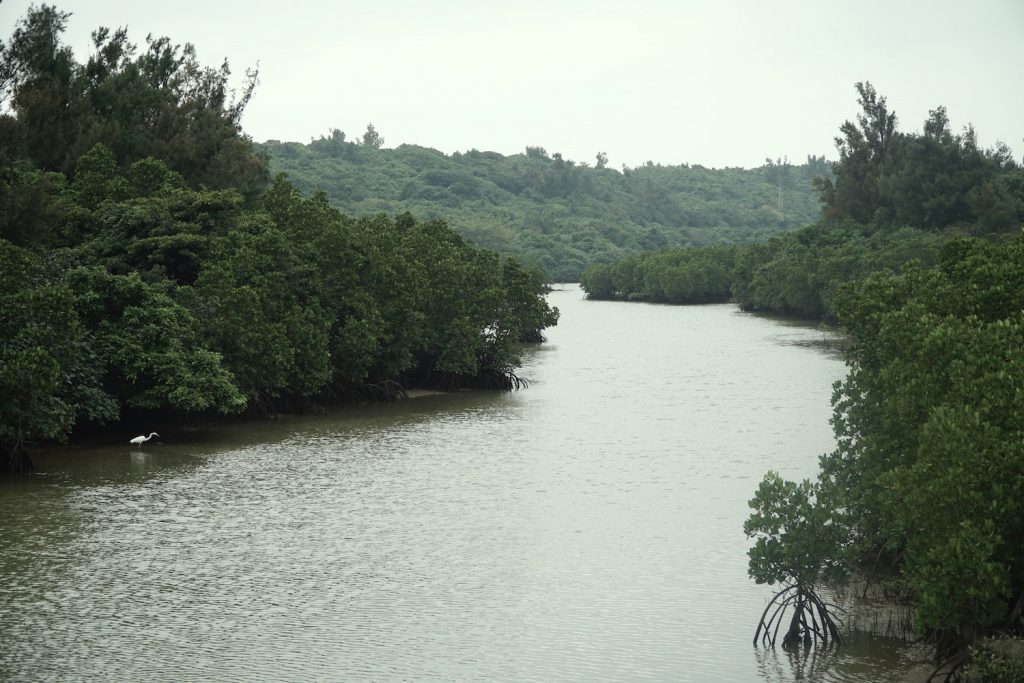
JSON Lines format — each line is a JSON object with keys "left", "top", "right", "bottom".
{"left": 744, "top": 471, "right": 849, "bottom": 649}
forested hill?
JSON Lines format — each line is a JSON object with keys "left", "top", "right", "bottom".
{"left": 258, "top": 136, "right": 828, "bottom": 280}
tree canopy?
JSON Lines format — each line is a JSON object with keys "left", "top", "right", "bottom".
{"left": 258, "top": 135, "right": 828, "bottom": 280}
{"left": 0, "top": 6, "right": 558, "bottom": 473}
{"left": 815, "top": 82, "right": 1022, "bottom": 232}
{"left": 582, "top": 82, "right": 1022, "bottom": 321}
{"left": 582, "top": 82, "right": 1024, "bottom": 669}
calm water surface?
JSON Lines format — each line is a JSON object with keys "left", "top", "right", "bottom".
{"left": 0, "top": 286, "right": 929, "bottom": 681}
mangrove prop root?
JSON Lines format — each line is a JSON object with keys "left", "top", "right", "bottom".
{"left": 926, "top": 650, "right": 968, "bottom": 683}
{"left": 754, "top": 583, "right": 844, "bottom": 650}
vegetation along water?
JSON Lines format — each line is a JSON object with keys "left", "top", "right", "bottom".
{"left": 2, "top": 287, "right": 935, "bottom": 681}
{"left": 583, "top": 83, "right": 1024, "bottom": 679}
{"left": 2, "top": 4, "right": 1023, "bottom": 680}
{"left": 0, "top": 6, "right": 558, "bottom": 475}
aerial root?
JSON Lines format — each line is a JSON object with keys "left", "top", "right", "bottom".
{"left": 754, "top": 583, "right": 843, "bottom": 649}
{"left": 926, "top": 650, "right": 968, "bottom": 683}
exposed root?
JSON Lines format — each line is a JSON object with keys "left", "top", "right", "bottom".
{"left": 755, "top": 583, "right": 844, "bottom": 650}
{"left": 926, "top": 649, "right": 968, "bottom": 683}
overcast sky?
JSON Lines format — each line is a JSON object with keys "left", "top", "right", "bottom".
{"left": 2, "top": 0, "right": 1022, "bottom": 169}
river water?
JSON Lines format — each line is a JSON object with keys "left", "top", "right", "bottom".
{"left": 0, "top": 285, "right": 929, "bottom": 681}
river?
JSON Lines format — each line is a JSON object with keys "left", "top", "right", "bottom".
{"left": 0, "top": 285, "right": 929, "bottom": 681}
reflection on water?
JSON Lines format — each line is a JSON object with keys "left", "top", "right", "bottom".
{"left": 754, "top": 635, "right": 932, "bottom": 682}
{"left": 0, "top": 287, "right": 928, "bottom": 682}
{"left": 128, "top": 450, "right": 152, "bottom": 474}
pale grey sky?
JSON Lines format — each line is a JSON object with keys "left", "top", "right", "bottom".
{"left": 2, "top": 0, "right": 1022, "bottom": 169}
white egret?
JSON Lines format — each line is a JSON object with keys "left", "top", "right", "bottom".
{"left": 130, "top": 432, "right": 159, "bottom": 447}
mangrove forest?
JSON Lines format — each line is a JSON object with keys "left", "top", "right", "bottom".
{"left": 585, "top": 82, "right": 1024, "bottom": 678}
{"left": 0, "top": 5, "right": 558, "bottom": 473}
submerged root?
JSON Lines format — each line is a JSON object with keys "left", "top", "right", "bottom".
{"left": 503, "top": 371, "right": 529, "bottom": 390}
{"left": 326, "top": 380, "right": 408, "bottom": 404}
{"left": 1, "top": 445, "right": 35, "bottom": 475}
{"left": 413, "top": 368, "right": 529, "bottom": 392}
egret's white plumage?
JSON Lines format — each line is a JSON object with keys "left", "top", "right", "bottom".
{"left": 130, "top": 432, "right": 159, "bottom": 446}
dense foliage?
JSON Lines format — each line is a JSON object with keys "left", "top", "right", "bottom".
{"left": 786, "top": 236, "right": 1024, "bottom": 669}
{"left": 581, "top": 81, "right": 1024, "bottom": 666}
{"left": 0, "top": 6, "right": 557, "bottom": 473}
{"left": 826, "top": 238, "right": 1024, "bottom": 638}
{"left": 741, "top": 89, "right": 1023, "bottom": 667}
{"left": 742, "top": 241, "right": 1024, "bottom": 658}
{"left": 258, "top": 135, "right": 828, "bottom": 280}
{"left": 582, "top": 83, "right": 1023, "bottom": 322}
{"left": 580, "top": 222, "right": 948, "bottom": 320}
{"left": 816, "top": 83, "right": 1022, "bottom": 233}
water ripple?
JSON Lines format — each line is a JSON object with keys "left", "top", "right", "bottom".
{"left": 0, "top": 290, "right": 925, "bottom": 681}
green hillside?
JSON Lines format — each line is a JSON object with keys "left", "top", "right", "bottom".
{"left": 258, "top": 134, "right": 828, "bottom": 280}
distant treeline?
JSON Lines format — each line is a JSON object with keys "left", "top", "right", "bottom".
{"left": 258, "top": 135, "right": 828, "bottom": 281}
{"left": 580, "top": 222, "right": 949, "bottom": 320}
{"left": 582, "top": 83, "right": 1023, "bottom": 321}
{"left": 0, "top": 6, "right": 557, "bottom": 472}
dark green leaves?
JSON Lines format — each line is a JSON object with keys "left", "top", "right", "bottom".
{"left": 0, "top": 6, "right": 559, "bottom": 473}
{"left": 744, "top": 472, "right": 849, "bottom": 589}
{"left": 823, "top": 235, "right": 1024, "bottom": 639}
